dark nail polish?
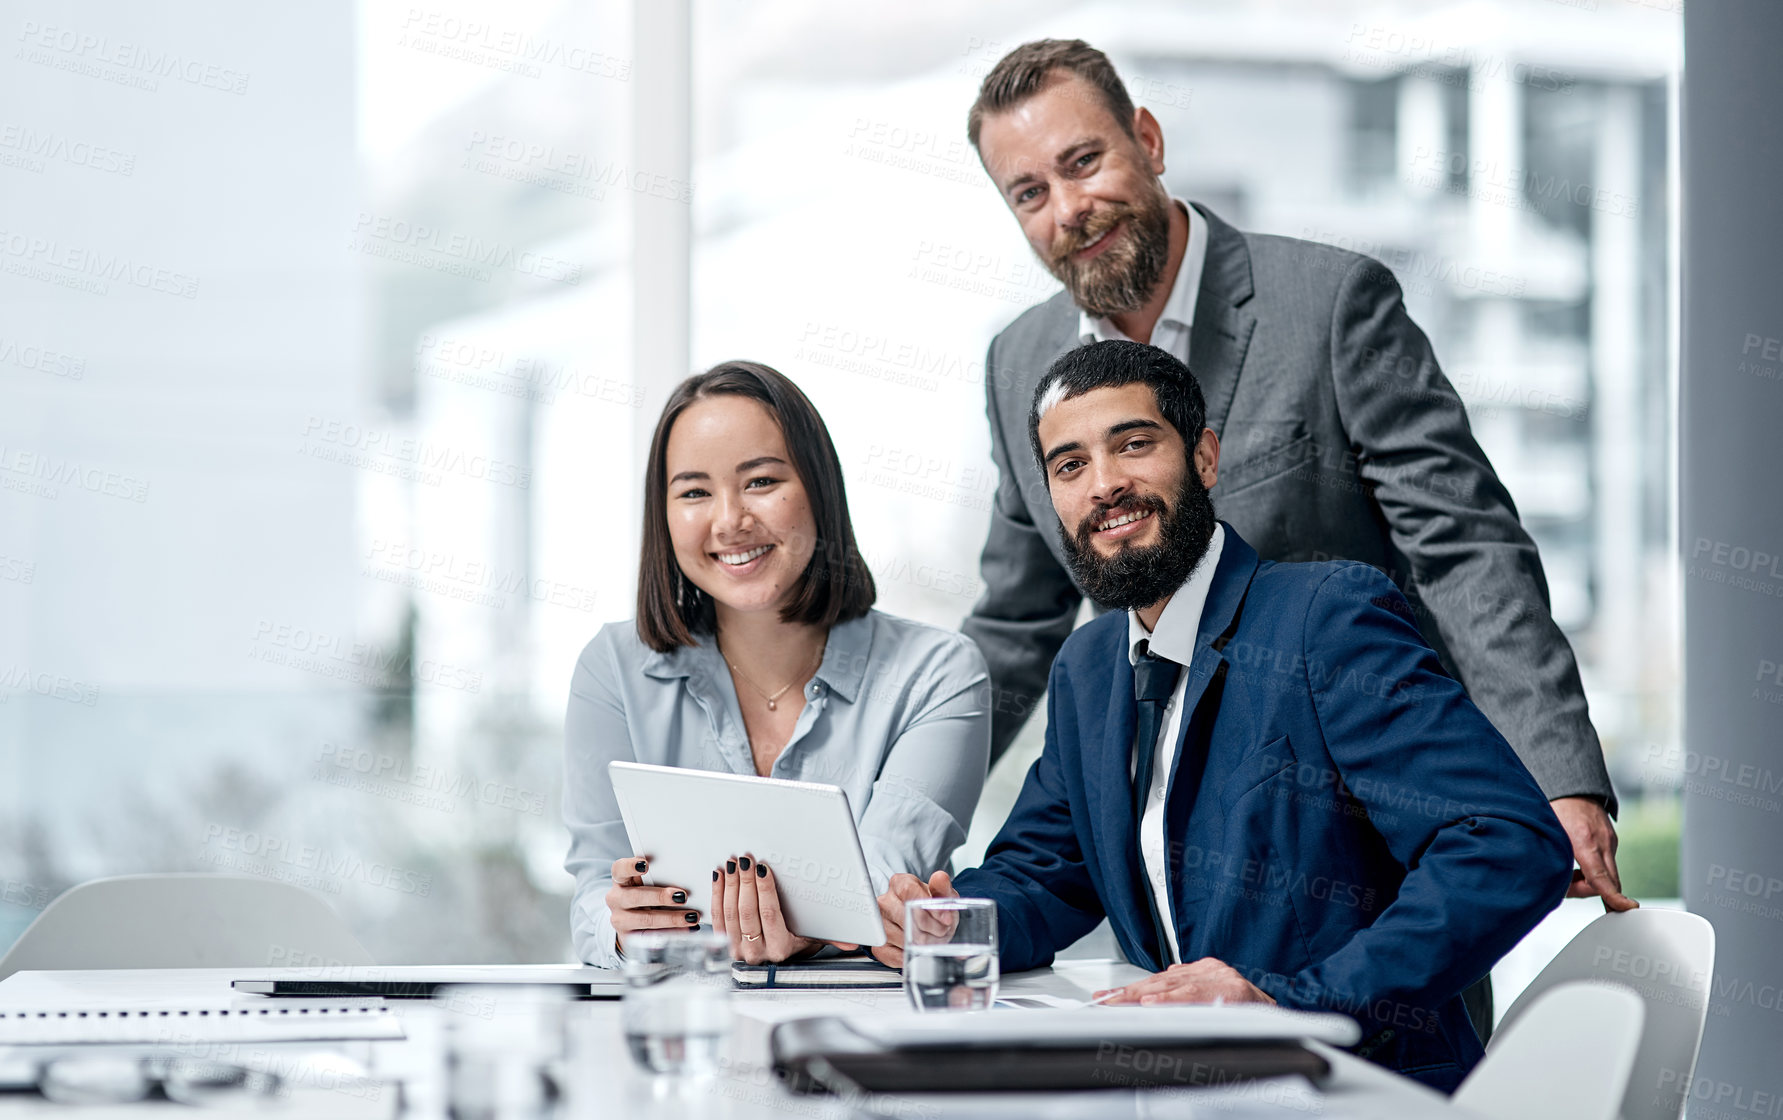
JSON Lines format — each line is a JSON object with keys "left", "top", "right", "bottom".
{"left": 726, "top": 860, "right": 737, "bottom": 874}
{"left": 712, "top": 870, "right": 719, "bottom": 882}
{"left": 634, "top": 859, "right": 647, "bottom": 872}
{"left": 672, "top": 890, "right": 687, "bottom": 904}
{"left": 756, "top": 862, "right": 767, "bottom": 878}
{"left": 738, "top": 856, "right": 752, "bottom": 871}
{"left": 685, "top": 912, "right": 699, "bottom": 924}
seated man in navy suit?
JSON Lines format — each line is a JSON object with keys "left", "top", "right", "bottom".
{"left": 875, "top": 339, "right": 1572, "bottom": 1090}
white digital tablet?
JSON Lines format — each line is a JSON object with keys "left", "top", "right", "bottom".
{"left": 608, "top": 761, "right": 886, "bottom": 947}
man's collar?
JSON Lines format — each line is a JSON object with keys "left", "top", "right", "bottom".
{"left": 1079, "top": 196, "right": 1206, "bottom": 344}
{"left": 1127, "top": 523, "right": 1227, "bottom": 666}
{"left": 1191, "top": 201, "right": 1254, "bottom": 310}
{"left": 1196, "top": 523, "right": 1260, "bottom": 652}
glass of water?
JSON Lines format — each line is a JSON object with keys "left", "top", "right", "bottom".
{"left": 903, "top": 897, "right": 998, "bottom": 1012}
{"left": 620, "top": 929, "right": 732, "bottom": 1075}
{"left": 438, "top": 984, "right": 567, "bottom": 1120}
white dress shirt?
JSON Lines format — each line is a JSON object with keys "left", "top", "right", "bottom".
{"left": 1125, "top": 523, "right": 1225, "bottom": 964}
{"left": 1079, "top": 197, "right": 1208, "bottom": 361}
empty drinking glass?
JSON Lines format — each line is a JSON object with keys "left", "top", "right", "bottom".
{"left": 903, "top": 897, "right": 998, "bottom": 1012}
{"left": 620, "top": 930, "right": 731, "bottom": 1075}
{"left": 437, "top": 985, "right": 567, "bottom": 1120}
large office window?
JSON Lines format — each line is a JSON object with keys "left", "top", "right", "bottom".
{"left": 0, "top": 0, "right": 1682, "bottom": 961}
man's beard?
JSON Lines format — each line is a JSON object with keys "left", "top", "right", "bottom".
{"left": 1059, "top": 467, "right": 1218, "bottom": 612}
{"left": 1043, "top": 185, "right": 1173, "bottom": 319}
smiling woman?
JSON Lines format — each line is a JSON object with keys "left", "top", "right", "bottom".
{"left": 561, "top": 361, "right": 992, "bottom": 968}
{"left": 637, "top": 361, "right": 872, "bottom": 653}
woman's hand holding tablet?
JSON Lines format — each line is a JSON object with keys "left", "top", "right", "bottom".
{"left": 606, "top": 855, "right": 703, "bottom": 953}
{"left": 608, "top": 762, "right": 887, "bottom": 954}
{"left": 710, "top": 852, "right": 861, "bottom": 964}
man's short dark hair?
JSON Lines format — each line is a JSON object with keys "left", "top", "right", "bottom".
{"left": 636, "top": 360, "right": 876, "bottom": 652}
{"left": 968, "top": 39, "right": 1137, "bottom": 151}
{"left": 1028, "top": 340, "right": 1207, "bottom": 474}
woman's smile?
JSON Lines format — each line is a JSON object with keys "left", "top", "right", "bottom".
{"left": 711, "top": 543, "right": 775, "bottom": 573}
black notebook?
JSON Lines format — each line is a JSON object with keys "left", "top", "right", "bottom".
{"left": 732, "top": 958, "right": 903, "bottom": 990}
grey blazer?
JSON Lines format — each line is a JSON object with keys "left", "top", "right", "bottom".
{"left": 961, "top": 202, "right": 1614, "bottom": 811}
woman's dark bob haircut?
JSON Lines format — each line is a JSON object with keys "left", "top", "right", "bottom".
{"left": 636, "top": 360, "right": 876, "bottom": 652}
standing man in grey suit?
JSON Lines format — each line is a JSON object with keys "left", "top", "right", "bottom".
{"left": 958, "top": 39, "right": 1635, "bottom": 917}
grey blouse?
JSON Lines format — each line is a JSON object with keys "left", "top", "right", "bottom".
{"left": 562, "top": 609, "right": 991, "bottom": 966}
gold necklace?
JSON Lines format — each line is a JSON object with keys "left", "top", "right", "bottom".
{"left": 723, "top": 644, "right": 822, "bottom": 711}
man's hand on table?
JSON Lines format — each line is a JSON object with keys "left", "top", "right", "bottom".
{"left": 1094, "top": 958, "right": 1277, "bottom": 1006}
{"left": 1550, "top": 796, "right": 1639, "bottom": 912}
{"left": 869, "top": 870, "right": 956, "bottom": 968}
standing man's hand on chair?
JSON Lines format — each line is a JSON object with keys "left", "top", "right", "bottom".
{"left": 1550, "top": 797, "right": 1638, "bottom": 912}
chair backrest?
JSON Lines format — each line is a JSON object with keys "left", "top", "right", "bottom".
{"left": 1456, "top": 982, "right": 1645, "bottom": 1120}
{"left": 0, "top": 874, "right": 374, "bottom": 981}
{"left": 1494, "top": 908, "right": 1715, "bottom": 1120}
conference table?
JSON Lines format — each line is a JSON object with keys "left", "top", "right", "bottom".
{"left": 0, "top": 961, "right": 1470, "bottom": 1118}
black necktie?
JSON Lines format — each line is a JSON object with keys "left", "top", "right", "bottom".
{"left": 1132, "top": 646, "right": 1180, "bottom": 820}
{"left": 1131, "top": 645, "right": 1180, "bottom": 964}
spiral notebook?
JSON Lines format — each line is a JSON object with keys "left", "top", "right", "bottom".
{"left": 0, "top": 1002, "right": 403, "bottom": 1045}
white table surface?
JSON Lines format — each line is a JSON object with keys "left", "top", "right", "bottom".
{"left": 0, "top": 962, "right": 1469, "bottom": 1118}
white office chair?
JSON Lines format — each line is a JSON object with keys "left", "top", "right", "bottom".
{"left": 1491, "top": 908, "right": 1715, "bottom": 1120}
{"left": 0, "top": 874, "right": 374, "bottom": 980}
{"left": 1454, "top": 981, "right": 1644, "bottom": 1120}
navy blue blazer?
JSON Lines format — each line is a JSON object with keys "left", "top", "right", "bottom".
{"left": 954, "top": 526, "right": 1571, "bottom": 1091}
